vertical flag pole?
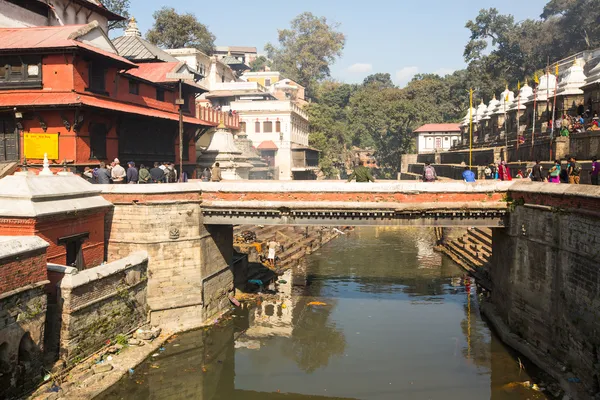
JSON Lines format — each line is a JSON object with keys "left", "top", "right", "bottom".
{"left": 532, "top": 73, "right": 539, "bottom": 160}
{"left": 469, "top": 88, "right": 473, "bottom": 168}
{"left": 517, "top": 81, "right": 521, "bottom": 152}
{"left": 550, "top": 63, "right": 559, "bottom": 161}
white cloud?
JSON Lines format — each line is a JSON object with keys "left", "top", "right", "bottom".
{"left": 346, "top": 63, "right": 373, "bottom": 74}
{"left": 395, "top": 66, "right": 419, "bottom": 87}
{"left": 434, "top": 68, "right": 455, "bottom": 77}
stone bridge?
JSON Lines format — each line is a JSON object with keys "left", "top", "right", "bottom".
{"left": 103, "top": 181, "right": 513, "bottom": 228}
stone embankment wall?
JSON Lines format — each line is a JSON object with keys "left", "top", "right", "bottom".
{"left": 0, "top": 236, "right": 49, "bottom": 399}
{"left": 490, "top": 182, "right": 600, "bottom": 394}
{"left": 102, "top": 185, "right": 234, "bottom": 332}
{"left": 58, "top": 251, "right": 149, "bottom": 364}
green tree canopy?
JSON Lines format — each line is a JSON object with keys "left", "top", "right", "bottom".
{"left": 362, "top": 73, "right": 395, "bottom": 89}
{"left": 146, "top": 7, "right": 215, "bottom": 55}
{"left": 266, "top": 12, "right": 346, "bottom": 99}
{"left": 249, "top": 55, "right": 272, "bottom": 72}
{"left": 102, "top": 0, "right": 130, "bottom": 31}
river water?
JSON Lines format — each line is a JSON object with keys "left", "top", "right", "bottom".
{"left": 100, "top": 227, "right": 549, "bottom": 400}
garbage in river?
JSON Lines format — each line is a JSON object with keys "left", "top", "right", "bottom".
{"left": 307, "top": 301, "right": 327, "bottom": 306}
{"left": 248, "top": 279, "right": 263, "bottom": 286}
{"left": 277, "top": 279, "right": 287, "bottom": 284}
{"left": 151, "top": 353, "right": 159, "bottom": 357}
{"left": 229, "top": 296, "right": 241, "bottom": 307}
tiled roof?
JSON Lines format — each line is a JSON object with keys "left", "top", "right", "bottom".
{"left": 0, "top": 91, "right": 214, "bottom": 126}
{"left": 413, "top": 123, "right": 461, "bottom": 133}
{"left": 0, "top": 23, "right": 135, "bottom": 67}
{"left": 257, "top": 140, "right": 278, "bottom": 150}
{"left": 125, "top": 62, "right": 180, "bottom": 82}
{"left": 123, "top": 62, "right": 208, "bottom": 92}
{"left": 112, "top": 35, "right": 179, "bottom": 62}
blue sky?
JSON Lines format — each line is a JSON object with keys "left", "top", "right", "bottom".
{"left": 123, "top": 0, "right": 549, "bottom": 86}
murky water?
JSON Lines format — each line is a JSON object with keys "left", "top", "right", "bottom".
{"left": 100, "top": 227, "right": 549, "bottom": 400}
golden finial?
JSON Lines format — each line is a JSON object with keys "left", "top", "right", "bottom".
{"left": 130, "top": 17, "right": 136, "bottom": 23}
{"left": 218, "top": 117, "right": 226, "bottom": 129}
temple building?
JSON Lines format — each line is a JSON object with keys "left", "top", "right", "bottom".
{"left": 0, "top": 0, "right": 123, "bottom": 33}
{"left": 0, "top": 21, "right": 226, "bottom": 176}
{"left": 414, "top": 123, "right": 461, "bottom": 153}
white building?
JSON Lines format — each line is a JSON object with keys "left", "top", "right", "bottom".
{"left": 165, "top": 48, "right": 238, "bottom": 90}
{"left": 214, "top": 45, "right": 257, "bottom": 66}
{"left": 232, "top": 100, "right": 316, "bottom": 180}
{"left": 414, "top": 123, "right": 461, "bottom": 153}
{"left": 0, "top": 0, "right": 123, "bottom": 32}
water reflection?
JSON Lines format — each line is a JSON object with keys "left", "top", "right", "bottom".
{"left": 100, "top": 227, "right": 549, "bottom": 400}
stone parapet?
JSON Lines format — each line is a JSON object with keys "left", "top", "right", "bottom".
{"left": 58, "top": 251, "right": 149, "bottom": 364}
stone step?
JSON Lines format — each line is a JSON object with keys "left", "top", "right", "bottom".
{"left": 447, "top": 242, "right": 485, "bottom": 268}
{"left": 469, "top": 228, "right": 493, "bottom": 245}
{"left": 464, "top": 233, "right": 492, "bottom": 253}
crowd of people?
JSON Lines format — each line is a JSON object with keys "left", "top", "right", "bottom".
{"left": 554, "top": 113, "right": 600, "bottom": 137}
{"left": 80, "top": 159, "right": 225, "bottom": 184}
{"left": 421, "top": 157, "right": 598, "bottom": 185}
{"left": 81, "top": 159, "right": 182, "bottom": 184}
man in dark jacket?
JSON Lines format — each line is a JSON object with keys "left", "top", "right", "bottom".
{"left": 126, "top": 161, "right": 138, "bottom": 184}
{"left": 149, "top": 162, "right": 164, "bottom": 183}
{"left": 531, "top": 160, "right": 544, "bottom": 182}
{"left": 96, "top": 162, "right": 111, "bottom": 184}
{"left": 347, "top": 161, "right": 375, "bottom": 182}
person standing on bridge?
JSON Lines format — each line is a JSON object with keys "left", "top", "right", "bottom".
{"left": 568, "top": 156, "right": 582, "bottom": 184}
{"left": 422, "top": 162, "right": 437, "bottom": 182}
{"left": 347, "top": 161, "right": 375, "bottom": 182}
{"left": 462, "top": 167, "right": 476, "bottom": 182}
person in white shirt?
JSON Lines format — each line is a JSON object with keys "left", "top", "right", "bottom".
{"left": 111, "top": 158, "right": 126, "bottom": 183}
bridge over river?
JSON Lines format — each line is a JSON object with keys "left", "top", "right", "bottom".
{"left": 104, "top": 180, "right": 513, "bottom": 227}
{"left": 98, "top": 179, "right": 600, "bottom": 397}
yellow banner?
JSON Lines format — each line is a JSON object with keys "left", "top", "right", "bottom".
{"left": 24, "top": 133, "right": 59, "bottom": 160}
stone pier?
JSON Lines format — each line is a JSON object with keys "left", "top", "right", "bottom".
{"left": 490, "top": 182, "right": 600, "bottom": 395}
{"left": 102, "top": 185, "right": 234, "bottom": 332}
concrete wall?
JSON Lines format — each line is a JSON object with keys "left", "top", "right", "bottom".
{"left": 491, "top": 183, "right": 600, "bottom": 393}
{"left": 569, "top": 131, "right": 600, "bottom": 160}
{"left": 102, "top": 185, "right": 234, "bottom": 332}
{"left": 58, "top": 252, "right": 148, "bottom": 364}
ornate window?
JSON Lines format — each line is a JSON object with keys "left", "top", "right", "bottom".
{"left": 0, "top": 56, "right": 42, "bottom": 89}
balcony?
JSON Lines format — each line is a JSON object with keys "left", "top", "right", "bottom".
{"left": 196, "top": 105, "right": 240, "bottom": 129}
{"left": 291, "top": 145, "right": 320, "bottom": 171}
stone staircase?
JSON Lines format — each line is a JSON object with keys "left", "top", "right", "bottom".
{"left": 437, "top": 227, "right": 493, "bottom": 288}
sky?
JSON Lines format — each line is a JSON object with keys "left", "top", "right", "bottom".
{"left": 123, "top": 0, "right": 549, "bottom": 87}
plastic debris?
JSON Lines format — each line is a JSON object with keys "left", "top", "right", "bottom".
{"left": 106, "top": 355, "right": 113, "bottom": 361}
{"left": 152, "top": 353, "right": 159, "bottom": 357}
{"left": 567, "top": 377, "right": 580, "bottom": 383}
{"left": 173, "top": 344, "right": 180, "bottom": 347}
{"left": 150, "top": 365, "right": 160, "bottom": 369}
{"left": 277, "top": 280, "right": 287, "bottom": 284}
{"left": 307, "top": 301, "right": 327, "bottom": 306}
{"left": 229, "top": 296, "right": 241, "bottom": 307}
{"left": 159, "top": 347, "right": 165, "bottom": 352}
{"left": 248, "top": 279, "right": 264, "bottom": 286}
{"left": 128, "top": 369, "right": 135, "bottom": 375}
{"left": 43, "top": 373, "right": 52, "bottom": 382}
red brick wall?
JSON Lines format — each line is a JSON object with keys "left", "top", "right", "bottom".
{"left": 0, "top": 211, "right": 106, "bottom": 269}
{"left": 0, "top": 249, "right": 47, "bottom": 293}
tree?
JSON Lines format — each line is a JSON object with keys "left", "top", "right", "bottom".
{"left": 102, "top": 0, "right": 130, "bottom": 31}
{"left": 146, "top": 7, "right": 215, "bottom": 55}
{"left": 249, "top": 56, "right": 272, "bottom": 72}
{"left": 362, "top": 73, "right": 395, "bottom": 89}
{"left": 266, "top": 12, "right": 346, "bottom": 99}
